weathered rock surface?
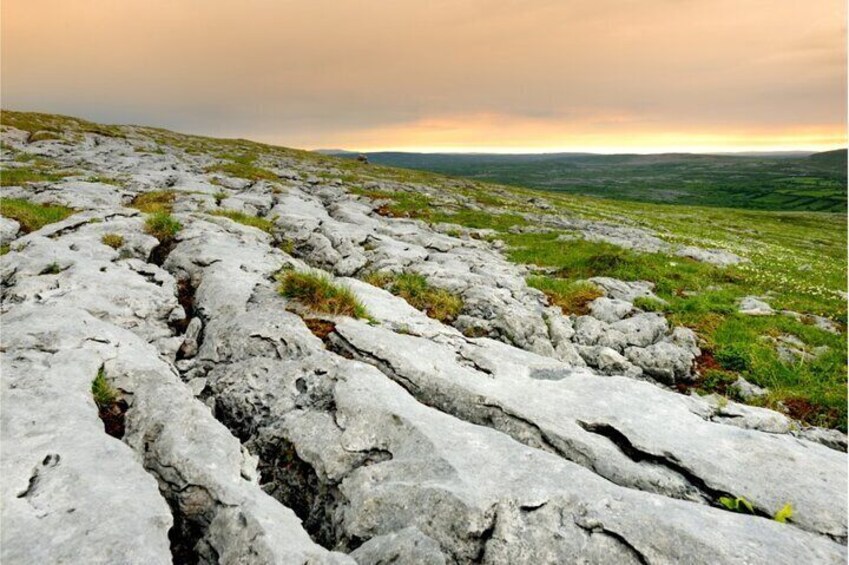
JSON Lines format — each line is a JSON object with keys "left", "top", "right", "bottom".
{"left": 1, "top": 122, "right": 846, "bottom": 563}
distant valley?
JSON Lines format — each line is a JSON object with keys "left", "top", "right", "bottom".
{"left": 326, "top": 149, "right": 848, "bottom": 212}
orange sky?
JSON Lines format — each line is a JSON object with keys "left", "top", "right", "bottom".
{"left": 2, "top": 0, "right": 846, "bottom": 153}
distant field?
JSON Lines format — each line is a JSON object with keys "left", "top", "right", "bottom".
{"left": 336, "top": 150, "right": 848, "bottom": 212}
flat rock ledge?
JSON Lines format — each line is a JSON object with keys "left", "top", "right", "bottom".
{"left": 1, "top": 124, "right": 846, "bottom": 563}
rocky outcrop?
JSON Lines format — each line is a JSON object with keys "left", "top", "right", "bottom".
{"left": 1, "top": 122, "right": 846, "bottom": 563}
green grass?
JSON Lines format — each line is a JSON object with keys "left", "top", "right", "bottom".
{"left": 366, "top": 271, "right": 464, "bottom": 322}
{"left": 278, "top": 271, "right": 369, "bottom": 319}
{"left": 0, "top": 198, "right": 75, "bottom": 232}
{"left": 144, "top": 213, "right": 182, "bottom": 242}
{"left": 344, "top": 151, "right": 847, "bottom": 213}
{"left": 207, "top": 152, "right": 278, "bottom": 181}
{"left": 101, "top": 233, "right": 124, "bottom": 249}
{"left": 1, "top": 109, "right": 126, "bottom": 138}
{"left": 130, "top": 190, "right": 176, "bottom": 214}
{"left": 1, "top": 165, "right": 69, "bottom": 186}
{"left": 349, "top": 177, "right": 845, "bottom": 428}
{"left": 527, "top": 277, "right": 604, "bottom": 316}
{"left": 92, "top": 368, "right": 119, "bottom": 407}
{"left": 210, "top": 209, "right": 275, "bottom": 234}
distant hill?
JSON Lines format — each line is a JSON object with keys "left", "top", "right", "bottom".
{"left": 328, "top": 149, "right": 848, "bottom": 212}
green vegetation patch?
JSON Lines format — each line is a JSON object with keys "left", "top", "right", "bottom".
{"left": 507, "top": 233, "right": 846, "bottom": 429}
{"left": 0, "top": 198, "right": 75, "bottom": 233}
{"left": 1, "top": 165, "right": 69, "bottom": 187}
{"left": 210, "top": 209, "right": 275, "bottom": 234}
{"left": 130, "top": 190, "right": 176, "bottom": 214}
{"left": 144, "top": 212, "right": 182, "bottom": 242}
{"left": 366, "top": 271, "right": 463, "bottom": 322}
{"left": 207, "top": 152, "right": 277, "bottom": 181}
{"left": 1, "top": 110, "right": 126, "bottom": 139}
{"left": 527, "top": 277, "right": 604, "bottom": 316}
{"left": 278, "top": 271, "right": 369, "bottom": 318}
{"left": 101, "top": 233, "right": 125, "bottom": 249}
{"left": 92, "top": 368, "right": 119, "bottom": 407}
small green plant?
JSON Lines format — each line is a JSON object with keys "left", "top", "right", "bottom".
{"left": 39, "top": 262, "right": 65, "bottom": 275}
{"left": 278, "top": 271, "right": 369, "bottom": 318}
{"left": 0, "top": 244, "right": 10, "bottom": 256}
{"left": 279, "top": 239, "right": 295, "bottom": 254}
{"left": 144, "top": 212, "right": 182, "bottom": 242}
{"left": 130, "top": 190, "right": 176, "bottom": 214}
{"left": 0, "top": 198, "right": 75, "bottom": 233}
{"left": 91, "top": 368, "right": 118, "bottom": 408}
{"left": 718, "top": 496, "right": 755, "bottom": 514}
{"left": 214, "top": 190, "right": 228, "bottom": 205}
{"left": 101, "top": 233, "right": 124, "bottom": 249}
{"left": 773, "top": 503, "right": 793, "bottom": 523}
{"left": 210, "top": 209, "right": 275, "bottom": 234}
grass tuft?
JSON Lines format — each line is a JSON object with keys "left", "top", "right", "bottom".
{"left": 278, "top": 271, "right": 369, "bottom": 318}
{"left": 1, "top": 166, "right": 69, "bottom": 187}
{"left": 527, "top": 277, "right": 604, "bottom": 316}
{"left": 101, "top": 233, "right": 125, "bottom": 249}
{"left": 210, "top": 209, "right": 275, "bottom": 234}
{"left": 92, "top": 368, "right": 118, "bottom": 407}
{"left": 144, "top": 212, "right": 182, "bottom": 242}
{"left": 130, "top": 190, "right": 176, "bottom": 214}
{"left": 366, "top": 271, "right": 464, "bottom": 323}
{"left": 0, "top": 198, "right": 75, "bottom": 232}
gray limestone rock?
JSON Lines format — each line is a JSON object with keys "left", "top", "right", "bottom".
{"left": 739, "top": 296, "right": 774, "bottom": 316}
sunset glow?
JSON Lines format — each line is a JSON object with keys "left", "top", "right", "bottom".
{"left": 2, "top": 0, "right": 846, "bottom": 153}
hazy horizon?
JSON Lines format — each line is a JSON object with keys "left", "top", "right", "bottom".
{"left": 2, "top": 0, "right": 847, "bottom": 153}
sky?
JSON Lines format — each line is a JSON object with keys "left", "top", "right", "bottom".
{"left": 1, "top": 0, "right": 847, "bottom": 153}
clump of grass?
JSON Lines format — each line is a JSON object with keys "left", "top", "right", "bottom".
{"left": 207, "top": 153, "right": 277, "bottom": 181}
{"left": 214, "top": 190, "right": 228, "bottom": 205}
{"left": 101, "top": 233, "right": 125, "bottom": 249}
{"left": 144, "top": 213, "right": 182, "bottom": 242}
{"left": 0, "top": 198, "right": 75, "bottom": 232}
{"left": 92, "top": 368, "right": 119, "bottom": 407}
{"left": 0, "top": 244, "right": 10, "bottom": 256}
{"left": 527, "top": 277, "right": 604, "bottom": 316}
{"left": 1, "top": 166, "right": 69, "bottom": 187}
{"left": 278, "top": 271, "right": 369, "bottom": 318}
{"left": 633, "top": 296, "right": 667, "bottom": 312}
{"left": 279, "top": 239, "right": 295, "bottom": 254}
{"left": 39, "top": 262, "right": 65, "bottom": 275}
{"left": 28, "top": 131, "right": 62, "bottom": 142}
{"left": 366, "top": 271, "right": 463, "bottom": 323}
{"left": 130, "top": 190, "right": 176, "bottom": 214}
{"left": 210, "top": 209, "right": 275, "bottom": 234}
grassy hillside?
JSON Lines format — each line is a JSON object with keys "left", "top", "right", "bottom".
{"left": 2, "top": 110, "right": 846, "bottom": 429}
{"left": 343, "top": 150, "right": 848, "bottom": 212}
